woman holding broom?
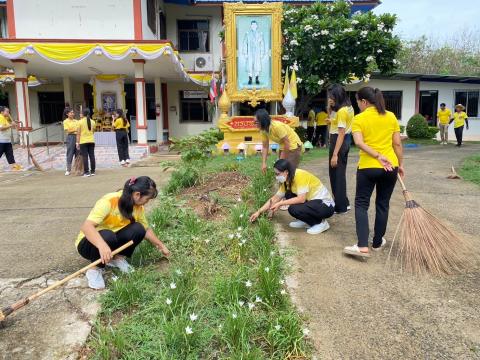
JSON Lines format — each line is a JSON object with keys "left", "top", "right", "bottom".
{"left": 343, "top": 87, "right": 404, "bottom": 258}
{"left": 76, "top": 176, "right": 170, "bottom": 289}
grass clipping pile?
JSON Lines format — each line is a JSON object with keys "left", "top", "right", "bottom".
{"left": 183, "top": 171, "right": 250, "bottom": 220}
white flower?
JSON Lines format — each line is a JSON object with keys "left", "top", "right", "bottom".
{"left": 241, "top": 239, "right": 247, "bottom": 245}
{"left": 170, "top": 282, "right": 176, "bottom": 289}
{"left": 318, "top": 79, "right": 325, "bottom": 86}
{"left": 236, "top": 233, "right": 242, "bottom": 239}
{"left": 228, "top": 234, "right": 235, "bottom": 239}
{"left": 343, "top": 28, "right": 354, "bottom": 33}
{"left": 366, "top": 55, "right": 374, "bottom": 62}
{"left": 166, "top": 298, "right": 172, "bottom": 305}
{"left": 393, "top": 59, "right": 399, "bottom": 65}
{"left": 311, "top": 15, "right": 319, "bottom": 20}
{"left": 237, "top": 227, "right": 243, "bottom": 231}
{"left": 320, "top": 29, "right": 329, "bottom": 36}
{"left": 190, "top": 313, "right": 198, "bottom": 321}
{"left": 296, "top": 77, "right": 302, "bottom": 84}
{"left": 377, "top": 49, "right": 383, "bottom": 54}
{"left": 282, "top": 54, "right": 289, "bottom": 60}
{"left": 263, "top": 188, "right": 267, "bottom": 192}
{"left": 238, "top": 242, "right": 244, "bottom": 247}
{"left": 185, "top": 326, "right": 193, "bottom": 335}
{"left": 264, "top": 267, "right": 270, "bottom": 273}
{"left": 304, "top": 25, "right": 313, "bottom": 32}
{"left": 238, "top": 300, "right": 245, "bottom": 307}
{"left": 270, "top": 251, "right": 275, "bottom": 256}
{"left": 320, "top": 45, "right": 326, "bottom": 50}
{"left": 255, "top": 296, "right": 262, "bottom": 303}
{"left": 356, "top": 41, "right": 360, "bottom": 45}
{"left": 205, "top": 239, "right": 210, "bottom": 244}
{"left": 151, "top": 223, "right": 156, "bottom": 228}
{"left": 275, "top": 324, "right": 281, "bottom": 331}
{"left": 175, "top": 269, "right": 182, "bottom": 275}
{"left": 281, "top": 289, "right": 287, "bottom": 295}
{"left": 377, "top": 22, "right": 385, "bottom": 30}
{"left": 360, "top": 30, "right": 368, "bottom": 37}
{"left": 329, "top": 44, "right": 335, "bottom": 50}
{"left": 313, "top": 32, "right": 320, "bottom": 37}
{"left": 232, "top": 313, "right": 237, "bottom": 319}
{"left": 279, "top": 279, "right": 285, "bottom": 285}
{"left": 111, "top": 275, "right": 118, "bottom": 282}
{"left": 245, "top": 280, "right": 252, "bottom": 287}
{"left": 351, "top": 19, "right": 359, "bottom": 25}
{"left": 290, "top": 39, "right": 299, "bottom": 46}
{"left": 239, "top": 214, "right": 244, "bottom": 218}
{"left": 237, "top": 198, "right": 242, "bottom": 202}
{"left": 302, "top": 328, "right": 310, "bottom": 336}
{"left": 248, "top": 302, "right": 255, "bottom": 310}
{"left": 320, "top": 58, "right": 324, "bottom": 62}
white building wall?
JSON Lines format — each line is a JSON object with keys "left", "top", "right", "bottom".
{"left": 164, "top": 4, "right": 222, "bottom": 71}
{"left": 167, "top": 82, "right": 217, "bottom": 138}
{"left": 13, "top": 0, "right": 135, "bottom": 39}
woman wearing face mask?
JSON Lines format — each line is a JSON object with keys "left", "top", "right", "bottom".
{"left": 250, "top": 159, "right": 334, "bottom": 235}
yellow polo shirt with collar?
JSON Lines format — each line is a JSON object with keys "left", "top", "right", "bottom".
{"left": 453, "top": 111, "right": 468, "bottom": 128}
{"left": 437, "top": 108, "right": 452, "bottom": 125}
{"left": 261, "top": 120, "right": 302, "bottom": 151}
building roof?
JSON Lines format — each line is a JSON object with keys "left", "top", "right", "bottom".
{"left": 373, "top": 72, "right": 480, "bottom": 85}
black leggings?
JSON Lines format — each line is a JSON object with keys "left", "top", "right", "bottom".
{"left": 286, "top": 192, "right": 334, "bottom": 226}
{"left": 77, "top": 222, "right": 146, "bottom": 266}
{"left": 355, "top": 168, "right": 398, "bottom": 248}
{"left": 329, "top": 134, "right": 351, "bottom": 213}
{"left": 454, "top": 126, "right": 464, "bottom": 146}
{"left": 306, "top": 126, "right": 315, "bottom": 142}
{"left": 0, "top": 142, "right": 15, "bottom": 164}
{"left": 314, "top": 125, "right": 328, "bottom": 147}
{"left": 116, "top": 130, "right": 130, "bottom": 162}
{"left": 80, "top": 142, "right": 95, "bottom": 174}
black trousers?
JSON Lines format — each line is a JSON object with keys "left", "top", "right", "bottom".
{"left": 306, "top": 126, "right": 315, "bottom": 142}
{"left": 454, "top": 126, "right": 464, "bottom": 146}
{"left": 77, "top": 222, "right": 146, "bottom": 265}
{"left": 329, "top": 134, "right": 350, "bottom": 213}
{"left": 355, "top": 168, "right": 398, "bottom": 248}
{"left": 0, "top": 142, "right": 15, "bottom": 164}
{"left": 115, "top": 130, "right": 130, "bottom": 161}
{"left": 314, "top": 125, "right": 328, "bottom": 147}
{"left": 286, "top": 191, "right": 334, "bottom": 226}
{"left": 80, "top": 142, "right": 96, "bottom": 174}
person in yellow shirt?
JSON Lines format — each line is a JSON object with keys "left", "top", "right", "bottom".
{"left": 306, "top": 106, "right": 316, "bottom": 143}
{"left": 113, "top": 109, "right": 130, "bottom": 166}
{"left": 313, "top": 106, "right": 328, "bottom": 147}
{"left": 77, "top": 176, "right": 170, "bottom": 289}
{"left": 250, "top": 159, "right": 334, "bottom": 234}
{"left": 256, "top": 108, "right": 303, "bottom": 174}
{"left": 76, "top": 108, "right": 96, "bottom": 177}
{"left": 451, "top": 104, "right": 469, "bottom": 147}
{"left": 63, "top": 107, "right": 78, "bottom": 176}
{"left": 437, "top": 103, "right": 452, "bottom": 145}
{"left": 327, "top": 84, "right": 354, "bottom": 214}
{"left": 0, "top": 106, "right": 22, "bottom": 171}
{"left": 343, "top": 87, "right": 404, "bottom": 258}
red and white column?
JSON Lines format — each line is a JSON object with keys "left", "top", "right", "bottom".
{"left": 11, "top": 59, "right": 32, "bottom": 131}
{"left": 133, "top": 59, "right": 147, "bottom": 145}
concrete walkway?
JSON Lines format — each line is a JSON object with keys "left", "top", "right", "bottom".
{"left": 0, "top": 164, "right": 169, "bottom": 359}
{"left": 278, "top": 144, "right": 480, "bottom": 359}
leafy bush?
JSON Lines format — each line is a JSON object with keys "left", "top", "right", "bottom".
{"left": 170, "top": 128, "right": 224, "bottom": 163}
{"left": 399, "top": 125, "right": 406, "bottom": 134}
{"left": 406, "top": 114, "right": 430, "bottom": 139}
{"left": 428, "top": 126, "right": 439, "bottom": 138}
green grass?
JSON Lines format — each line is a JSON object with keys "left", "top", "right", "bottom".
{"left": 459, "top": 154, "right": 480, "bottom": 186}
{"left": 87, "top": 153, "right": 312, "bottom": 359}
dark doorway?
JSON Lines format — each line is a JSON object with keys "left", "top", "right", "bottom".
{"left": 239, "top": 101, "right": 267, "bottom": 116}
{"left": 0, "top": 92, "right": 9, "bottom": 107}
{"left": 38, "top": 92, "right": 65, "bottom": 124}
{"left": 419, "top": 90, "right": 438, "bottom": 126}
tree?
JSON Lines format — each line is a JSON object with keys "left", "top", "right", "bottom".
{"left": 282, "top": 1, "right": 401, "bottom": 115}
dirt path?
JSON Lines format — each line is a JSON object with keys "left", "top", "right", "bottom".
{"left": 277, "top": 144, "right": 480, "bottom": 359}
{"left": 0, "top": 164, "right": 169, "bottom": 359}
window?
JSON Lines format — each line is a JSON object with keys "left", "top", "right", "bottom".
{"left": 38, "top": 92, "right": 65, "bottom": 125}
{"left": 0, "top": 6, "right": 8, "bottom": 38}
{"left": 383, "top": 91, "right": 403, "bottom": 119}
{"left": 178, "top": 20, "right": 210, "bottom": 52}
{"left": 180, "top": 91, "right": 210, "bottom": 122}
{"left": 147, "top": 0, "right": 156, "bottom": 35}
{"left": 455, "top": 90, "right": 479, "bottom": 117}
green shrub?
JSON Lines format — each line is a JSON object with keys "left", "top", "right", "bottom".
{"left": 427, "top": 126, "right": 439, "bottom": 139}
{"left": 406, "top": 114, "right": 430, "bottom": 139}
{"left": 170, "top": 128, "right": 224, "bottom": 163}
{"left": 399, "top": 125, "right": 406, "bottom": 134}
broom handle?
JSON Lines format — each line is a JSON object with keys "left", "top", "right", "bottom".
{"left": 1, "top": 240, "right": 134, "bottom": 320}
{"left": 397, "top": 174, "right": 407, "bottom": 191}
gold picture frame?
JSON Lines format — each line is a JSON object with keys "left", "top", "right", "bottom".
{"left": 224, "top": 2, "right": 283, "bottom": 107}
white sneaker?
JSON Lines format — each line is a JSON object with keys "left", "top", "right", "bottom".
{"left": 372, "top": 237, "right": 387, "bottom": 251}
{"left": 85, "top": 268, "right": 105, "bottom": 289}
{"left": 65, "top": 171, "right": 70, "bottom": 176}
{"left": 347, "top": 205, "right": 351, "bottom": 211}
{"left": 306, "top": 220, "right": 330, "bottom": 235}
{"left": 120, "top": 160, "right": 126, "bottom": 165}
{"left": 125, "top": 159, "right": 131, "bottom": 164}
{"left": 83, "top": 173, "right": 91, "bottom": 177}
{"left": 289, "top": 220, "right": 310, "bottom": 229}
{"left": 343, "top": 244, "right": 371, "bottom": 258}
{"left": 106, "top": 256, "right": 134, "bottom": 273}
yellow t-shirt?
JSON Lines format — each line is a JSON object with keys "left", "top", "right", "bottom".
{"left": 76, "top": 191, "right": 148, "bottom": 247}
{"left": 276, "top": 168, "right": 334, "bottom": 206}
{"left": 453, "top": 111, "right": 468, "bottom": 128}
{"left": 0, "top": 114, "right": 10, "bottom": 128}
{"left": 330, "top": 106, "right": 354, "bottom": 134}
{"left": 261, "top": 120, "right": 302, "bottom": 151}
{"left": 307, "top": 110, "right": 315, "bottom": 127}
{"left": 63, "top": 118, "right": 78, "bottom": 134}
{"left": 316, "top": 111, "right": 328, "bottom": 126}
{"left": 78, "top": 117, "right": 96, "bottom": 144}
{"left": 437, "top": 108, "right": 452, "bottom": 125}
{"left": 351, "top": 106, "right": 400, "bottom": 170}
{"left": 113, "top": 117, "right": 130, "bottom": 130}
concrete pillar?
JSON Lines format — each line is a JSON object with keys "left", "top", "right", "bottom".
{"left": 154, "top": 77, "right": 164, "bottom": 143}
{"left": 63, "top": 77, "right": 72, "bottom": 108}
{"left": 133, "top": 59, "right": 147, "bottom": 145}
{"left": 11, "top": 59, "right": 32, "bottom": 130}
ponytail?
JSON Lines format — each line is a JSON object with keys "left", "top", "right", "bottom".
{"left": 119, "top": 176, "right": 158, "bottom": 223}
{"left": 83, "top": 108, "right": 92, "bottom": 131}
{"left": 356, "top": 86, "right": 386, "bottom": 114}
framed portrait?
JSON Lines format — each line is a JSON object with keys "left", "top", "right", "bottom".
{"left": 224, "top": 2, "right": 283, "bottom": 107}
{"left": 102, "top": 92, "right": 117, "bottom": 113}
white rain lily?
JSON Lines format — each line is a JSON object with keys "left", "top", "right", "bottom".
{"left": 302, "top": 328, "right": 310, "bottom": 336}
{"left": 264, "top": 267, "right": 270, "bottom": 273}
{"left": 205, "top": 239, "right": 210, "bottom": 244}
{"left": 263, "top": 188, "right": 267, "bottom": 192}
{"left": 351, "top": 19, "right": 359, "bottom": 25}
{"left": 320, "top": 58, "right": 324, "bottom": 62}
{"left": 360, "top": 30, "right": 368, "bottom": 38}
{"left": 228, "top": 234, "right": 235, "bottom": 239}
{"left": 320, "top": 45, "right": 326, "bottom": 50}
{"left": 185, "top": 326, "right": 193, "bottom": 335}
{"left": 238, "top": 242, "right": 244, "bottom": 247}
{"left": 241, "top": 239, "right": 247, "bottom": 245}
{"left": 170, "top": 282, "right": 177, "bottom": 289}
{"left": 279, "top": 279, "right": 285, "bottom": 285}
{"left": 329, "top": 43, "right": 335, "bottom": 50}
{"left": 377, "top": 49, "right": 383, "bottom": 54}
{"left": 237, "top": 227, "right": 243, "bottom": 231}
{"left": 239, "top": 214, "right": 244, "bottom": 218}
{"left": 111, "top": 275, "right": 118, "bottom": 282}
{"left": 318, "top": 80, "right": 325, "bottom": 86}
{"left": 232, "top": 313, "right": 238, "bottom": 319}
{"left": 175, "top": 269, "right": 182, "bottom": 276}
{"left": 304, "top": 25, "right": 313, "bottom": 32}
{"left": 281, "top": 289, "right": 287, "bottom": 295}
{"left": 311, "top": 15, "right": 319, "bottom": 20}
{"left": 190, "top": 313, "right": 198, "bottom": 321}
{"left": 245, "top": 280, "right": 252, "bottom": 287}
{"left": 275, "top": 324, "right": 281, "bottom": 331}
{"left": 377, "top": 22, "right": 385, "bottom": 30}
{"left": 296, "top": 77, "right": 302, "bottom": 84}
{"left": 282, "top": 54, "right": 289, "bottom": 60}
{"left": 255, "top": 296, "right": 262, "bottom": 303}
{"left": 237, "top": 198, "right": 242, "bottom": 202}
{"left": 151, "top": 223, "right": 156, "bottom": 228}
{"left": 238, "top": 300, "right": 245, "bottom": 307}
{"left": 354, "top": 57, "right": 357, "bottom": 60}
{"left": 366, "top": 55, "right": 374, "bottom": 62}
{"left": 290, "top": 39, "right": 299, "bottom": 46}
{"left": 343, "top": 28, "right": 354, "bottom": 33}
{"left": 236, "top": 233, "right": 242, "bottom": 239}
{"left": 393, "top": 59, "right": 399, "bottom": 65}
{"left": 248, "top": 302, "right": 255, "bottom": 310}
{"left": 166, "top": 298, "right": 172, "bottom": 305}
{"left": 356, "top": 41, "right": 361, "bottom": 45}
{"left": 320, "top": 29, "right": 329, "bottom": 36}
{"left": 270, "top": 251, "right": 275, "bottom": 256}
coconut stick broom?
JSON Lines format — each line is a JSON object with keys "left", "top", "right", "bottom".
{"left": 388, "top": 175, "right": 474, "bottom": 275}
{"left": 0, "top": 240, "right": 134, "bottom": 324}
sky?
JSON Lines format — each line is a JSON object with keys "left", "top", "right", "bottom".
{"left": 373, "top": 0, "right": 480, "bottom": 41}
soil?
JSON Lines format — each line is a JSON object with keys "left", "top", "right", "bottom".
{"left": 182, "top": 171, "right": 250, "bottom": 220}
{"left": 277, "top": 144, "right": 480, "bottom": 359}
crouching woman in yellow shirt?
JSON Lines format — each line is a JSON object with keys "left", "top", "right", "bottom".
{"left": 344, "top": 87, "right": 404, "bottom": 258}
{"left": 77, "top": 176, "right": 170, "bottom": 289}
{"left": 113, "top": 109, "right": 130, "bottom": 166}
{"left": 250, "top": 159, "right": 334, "bottom": 235}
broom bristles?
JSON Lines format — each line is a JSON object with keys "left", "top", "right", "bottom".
{"left": 390, "top": 199, "right": 475, "bottom": 275}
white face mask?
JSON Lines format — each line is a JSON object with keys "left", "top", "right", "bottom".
{"left": 276, "top": 175, "right": 287, "bottom": 183}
